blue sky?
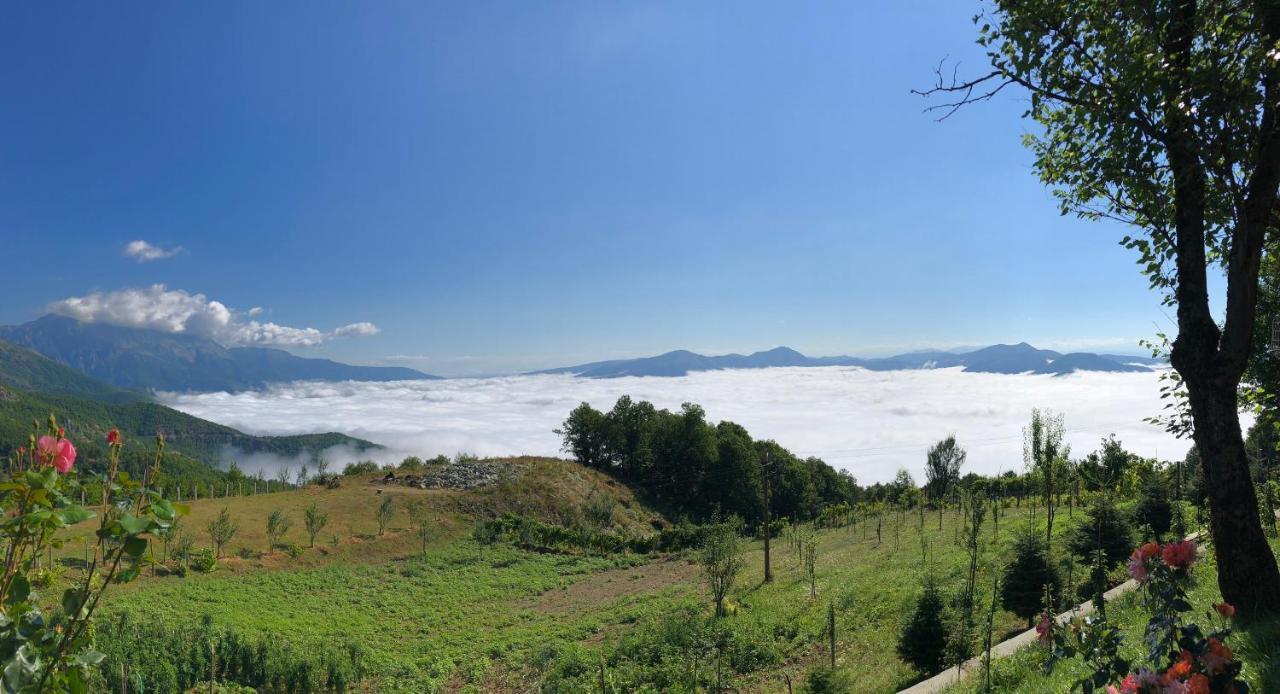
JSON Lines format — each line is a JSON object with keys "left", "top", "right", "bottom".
{"left": 1, "top": 2, "right": 1193, "bottom": 375}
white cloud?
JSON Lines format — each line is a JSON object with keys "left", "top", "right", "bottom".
{"left": 48, "top": 285, "right": 378, "bottom": 348}
{"left": 123, "top": 240, "right": 182, "bottom": 263}
{"left": 157, "top": 366, "right": 1200, "bottom": 484}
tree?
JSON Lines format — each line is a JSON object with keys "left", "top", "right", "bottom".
{"left": 1001, "top": 533, "right": 1061, "bottom": 625}
{"left": 1135, "top": 473, "right": 1174, "bottom": 540}
{"left": 265, "top": 509, "right": 292, "bottom": 554}
{"left": 897, "top": 578, "right": 948, "bottom": 675}
{"left": 700, "top": 518, "right": 744, "bottom": 617}
{"left": 1068, "top": 495, "right": 1135, "bottom": 567}
{"left": 924, "top": 435, "right": 966, "bottom": 502}
{"left": 556, "top": 402, "right": 611, "bottom": 470}
{"left": 922, "top": 0, "right": 1280, "bottom": 615}
{"left": 407, "top": 500, "right": 430, "bottom": 555}
{"left": 207, "top": 507, "right": 238, "bottom": 559}
{"left": 1024, "top": 410, "right": 1067, "bottom": 552}
{"left": 376, "top": 495, "right": 394, "bottom": 536}
{"left": 315, "top": 456, "right": 330, "bottom": 478}
{"left": 303, "top": 502, "right": 329, "bottom": 548}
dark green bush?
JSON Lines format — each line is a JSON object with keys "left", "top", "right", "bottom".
{"left": 802, "top": 665, "right": 855, "bottom": 693}
{"left": 1000, "top": 533, "right": 1061, "bottom": 624}
{"left": 897, "top": 579, "right": 948, "bottom": 674}
{"left": 1134, "top": 474, "right": 1173, "bottom": 539}
{"left": 1068, "top": 495, "right": 1134, "bottom": 567}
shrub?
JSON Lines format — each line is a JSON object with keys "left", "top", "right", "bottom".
{"left": 897, "top": 579, "right": 948, "bottom": 674}
{"left": 265, "top": 509, "right": 293, "bottom": 554}
{"left": 399, "top": 456, "right": 424, "bottom": 471}
{"left": 582, "top": 490, "right": 616, "bottom": 529}
{"left": 343, "top": 461, "right": 379, "bottom": 476}
{"left": 1068, "top": 495, "right": 1134, "bottom": 567}
{"left": 190, "top": 547, "right": 218, "bottom": 572}
{"left": 377, "top": 495, "right": 394, "bottom": 536}
{"left": 802, "top": 665, "right": 854, "bottom": 693}
{"left": 700, "top": 518, "right": 744, "bottom": 617}
{"left": 1001, "top": 532, "right": 1061, "bottom": 625}
{"left": 207, "top": 506, "right": 239, "bottom": 558}
{"left": 1133, "top": 474, "right": 1173, "bottom": 539}
{"left": 304, "top": 502, "right": 330, "bottom": 548}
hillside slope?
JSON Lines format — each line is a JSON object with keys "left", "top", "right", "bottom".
{"left": 0, "top": 339, "right": 143, "bottom": 403}
{"left": 0, "top": 342, "right": 379, "bottom": 475}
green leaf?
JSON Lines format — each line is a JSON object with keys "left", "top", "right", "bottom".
{"left": 117, "top": 514, "right": 149, "bottom": 535}
{"left": 58, "top": 505, "right": 93, "bottom": 526}
{"left": 73, "top": 649, "right": 106, "bottom": 667}
{"left": 114, "top": 565, "right": 140, "bottom": 584}
{"left": 6, "top": 576, "right": 29, "bottom": 605}
{"left": 123, "top": 536, "right": 148, "bottom": 558}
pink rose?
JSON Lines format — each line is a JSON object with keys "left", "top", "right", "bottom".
{"left": 1035, "top": 613, "right": 1052, "bottom": 645}
{"left": 1128, "top": 548, "right": 1149, "bottom": 583}
{"left": 37, "top": 435, "right": 76, "bottom": 473}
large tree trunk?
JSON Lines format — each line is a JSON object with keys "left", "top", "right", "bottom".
{"left": 1185, "top": 376, "right": 1280, "bottom": 616}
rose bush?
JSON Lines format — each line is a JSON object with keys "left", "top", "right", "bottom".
{"left": 0, "top": 415, "right": 181, "bottom": 692}
{"left": 1045, "top": 539, "right": 1249, "bottom": 693}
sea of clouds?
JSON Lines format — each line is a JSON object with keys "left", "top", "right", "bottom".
{"left": 158, "top": 366, "right": 1196, "bottom": 485}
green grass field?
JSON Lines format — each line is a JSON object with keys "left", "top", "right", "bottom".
{"left": 80, "top": 471, "right": 1110, "bottom": 692}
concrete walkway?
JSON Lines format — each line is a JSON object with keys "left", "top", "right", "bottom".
{"left": 898, "top": 532, "right": 1205, "bottom": 694}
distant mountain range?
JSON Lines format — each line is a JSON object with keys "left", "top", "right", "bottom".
{"left": 537, "top": 343, "right": 1164, "bottom": 378}
{"left": 0, "top": 315, "right": 436, "bottom": 393}
{"left": 0, "top": 337, "right": 378, "bottom": 470}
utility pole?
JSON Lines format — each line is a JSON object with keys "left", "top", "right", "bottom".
{"left": 762, "top": 449, "right": 774, "bottom": 583}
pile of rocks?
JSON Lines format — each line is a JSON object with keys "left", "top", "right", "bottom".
{"left": 375, "top": 461, "right": 511, "bottom": 491}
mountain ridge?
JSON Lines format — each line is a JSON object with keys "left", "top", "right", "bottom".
{"left": 536, "top": 342, "right": 1163, "bottom": 378}
{"left": 0, "top": 315, "right": 437, "bottom": 392}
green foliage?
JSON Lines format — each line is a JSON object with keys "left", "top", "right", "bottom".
{"left": 191, "top": 547, "right": 218, "bottom": 572}
{"left": 1068, "top": 495, "right": 1135, "bottom": 567}
{"left": 375, "top": 495, "right": 394, "bottom": 536}
{"left": 802, "top": 665, "right": 855, "bottom": 693}
{"left": 700, "top": 518, "right": 744, "bottom": 617}
{"left": 897, "top": 579, "right": 949, "bottom": 675}
{"left": 1133, "top": 474, "right": 1173, "bottom": 540}
{"left": 398, "top": 456, "right": 423, "bottom": 471}
{"left": 924, "top": 435, "right": 965, "bottom": 501}
{"left": 1001, "top": 532, "right": 1061, "bottom": 624}
{"left": 557, "top": 397, "right": 856, "bottom": 525}
{"left": 93, "top": 613, "right": 364, "bottom": 693}
{"left": 341, "top": 461, "right": 379, "bottom": 477}
{"left": 265, "top": 509, "right": 293, "bottom": 554}
{"left": 207, "top": 506, "right": 239, "bottom": 558}
{"left": 303, "top": 502, "right": 329, "bottom": 548}
{"left": 0, "top": 418, "right": 180, "bottom": 691}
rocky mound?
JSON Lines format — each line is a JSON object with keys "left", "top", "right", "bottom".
{"left": 375, "top": 461, "right": 512, "bottom": 490}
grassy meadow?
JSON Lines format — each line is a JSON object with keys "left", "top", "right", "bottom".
{"left": 49, "top": 459, "right": 1129, "bottom": 693}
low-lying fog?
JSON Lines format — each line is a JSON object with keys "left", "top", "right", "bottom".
{"left": 158, "top": 366, "right": 1195, "bottom": 485}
